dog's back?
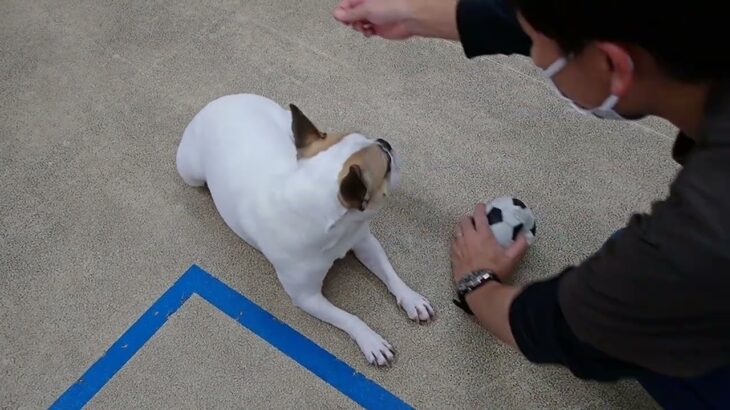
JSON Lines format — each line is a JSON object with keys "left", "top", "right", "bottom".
{"left": 176, "top": 94, "right": 295, "bottom": 245}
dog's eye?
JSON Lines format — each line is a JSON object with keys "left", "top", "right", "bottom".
{"left": 322, "top": 132, "right": 328, "bottom": 138}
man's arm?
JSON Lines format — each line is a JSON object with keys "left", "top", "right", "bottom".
{"left": 464, "top": 282, "right": 522, "bottom": 347}
{"left": 450, "top": 205, "right": 527, "bottom": 346}
{"left": 450, "top": 204, "right": 651, "bottom": 381}
{"left": 334, "top": 0, "right": 531, "bottom": 57}
{"left": 456, "top": 0, "right": 531, "bottom": 57}
{"left": 463, "top": 267, "right": 655, "bottom": 382}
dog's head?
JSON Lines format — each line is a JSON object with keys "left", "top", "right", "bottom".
{"left": 289, "top": 104, "right": 400, "bottom": 215}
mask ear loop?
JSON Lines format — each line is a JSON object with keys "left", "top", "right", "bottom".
{"left": 597, "top": 94, "right": 620, "bottom": 111}
{"left": 597, "top": 56, "right": 634, "bottom": 110}
{"left": 541, "top": 54, "right": 585, "bottom": 111}
{"left": 592, "top": 55, "right": 635, "bottom": 119}
{"left": 541, "top": 57, "right": 568, "bottom": 78}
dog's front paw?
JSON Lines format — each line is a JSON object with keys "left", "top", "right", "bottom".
{"left": 351, "top": 325, "right": 394, "bottom": 366}
{"left": 395, "top": 288, "right": 435, "bottom": 323}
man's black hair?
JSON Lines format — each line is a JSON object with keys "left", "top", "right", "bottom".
{"left": 510, "top": 0, "right": 727, "bottom": 82}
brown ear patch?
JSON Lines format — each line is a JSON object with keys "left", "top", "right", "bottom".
{"left": 339, "top": 164, "right": 368, "bottom": 210}
{"left": 290, "top": 104, "right": 323, "bottom": 150}
{"left": 338, "top": 144, "right": 391, "bottom": 210}
{"left": 289, "top": 104, "right": 349, "bottom": 159}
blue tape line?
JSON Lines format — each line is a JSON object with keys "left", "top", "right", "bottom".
{"left": 192, "top": 266, "right": 412, "bottom": 409}
{"left": 50, "top": 265, "right": 413, "bottom": 410}
{"left": 50, "top": 268, "right": 196, "bottom": 409}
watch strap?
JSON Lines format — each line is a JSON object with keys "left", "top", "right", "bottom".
{"left": 452, "top": 270, "right": 502, "bottom": 315}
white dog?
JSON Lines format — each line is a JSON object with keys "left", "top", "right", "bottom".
{"left": 176, "top": 94, "right": 434, "bottom": 365}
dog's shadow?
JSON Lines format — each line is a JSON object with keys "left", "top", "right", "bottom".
{"left": 321, "top": 189, "right": 458, "bottom": 306}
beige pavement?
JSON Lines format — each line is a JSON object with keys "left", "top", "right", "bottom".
{"left": 1, "top": 1, "right": 677, "bottom": 408}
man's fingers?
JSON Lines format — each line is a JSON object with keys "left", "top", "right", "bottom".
{"left": 506, "top": 234, "right": 530, "bottom": 261}
{"left": 334, "top": 0, "right": 365, "bottom": 15}
{"left": 333, "top": 0, "right": 370, "bottom": 23}
{"left": 453, "top": 223, "right": 462, "bottom": 239}
{"left": 458, "top": 216, "right": 476, "bottom": 238}
{"left": 333, "top": 5, "right": 347, "bottom": 22}
{"left": 472, "top": 203, "right": 500, "bottom": 247}
{"left": 472, "top": 203, "right": 489, "bottom": 232}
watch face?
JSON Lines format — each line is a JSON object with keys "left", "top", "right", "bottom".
{"left": 460, "top": 271, "right": 483, "bottom": 291}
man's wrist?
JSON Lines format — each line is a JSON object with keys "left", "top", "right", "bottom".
{"left": 453, "top": 269, "right": 503, "bottom": 314}
{"left": 465, "top": 280, "right": 501, "bottom": 308}
{"left": 407, "top": 0, "right": 460, "bottom": 40}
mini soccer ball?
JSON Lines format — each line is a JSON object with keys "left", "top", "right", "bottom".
{"left": 486, "top": 196, "right": 537, "bottom": 248}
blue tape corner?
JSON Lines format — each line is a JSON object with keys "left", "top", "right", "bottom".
{"left": 50, "top": 265, "right": 413, "bottom": 410}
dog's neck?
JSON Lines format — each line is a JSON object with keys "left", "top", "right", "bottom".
{"left": 275, "top": 134, "right": 379, "bottom": 237}
{"left": 277, "top": 167, "right": 358, "bottom": 234}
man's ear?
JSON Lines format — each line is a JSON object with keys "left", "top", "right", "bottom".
{"left": 597, "top": 42, "right": 634, "bottom": 97}
{"left": 339, "top": 164, "right": 369, "bottom": 211}
{"left": 290, "top": 104, "right": 324, "bottom": 150}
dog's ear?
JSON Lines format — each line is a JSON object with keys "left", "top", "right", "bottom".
{"left": 339, "top": 164, "right": 368, "bottom": 211}
{"left": 290, "top": 104, "right": 324, "bottom": 150}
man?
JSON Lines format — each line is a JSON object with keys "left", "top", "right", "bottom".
{"left": 334, "top": 0, "right": 729, "bottom": 406}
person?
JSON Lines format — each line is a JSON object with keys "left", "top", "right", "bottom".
{"left": 334, "top": 0, "right": 730, "bottom": 406}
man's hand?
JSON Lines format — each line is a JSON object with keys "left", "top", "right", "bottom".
{"left": 451, "top": 203, "right": 529, "bottom": 284}
{"left": 333, "top": 0, "right": 460, "bottom": 41}
{"left": 450, "top": 203, "right": 528, "bottom": 348}
{"left": 333, "top": 0, "right": 415, "bottom": 40}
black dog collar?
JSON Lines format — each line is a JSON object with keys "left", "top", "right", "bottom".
{"left": 375, "top": 138, "right": 393, "bottom": 174}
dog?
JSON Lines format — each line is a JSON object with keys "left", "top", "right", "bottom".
{"left": 176, "top": 94, "right": 434, "bottom": 365}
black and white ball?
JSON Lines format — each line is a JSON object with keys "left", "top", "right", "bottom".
{"left": 486, "top": 196, "right": 537, "bottom": 248}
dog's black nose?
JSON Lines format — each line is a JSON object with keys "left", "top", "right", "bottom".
{"left": 375, "top": 138, "right": 393, "bottom": 152}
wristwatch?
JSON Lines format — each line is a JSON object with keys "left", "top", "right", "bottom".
{"left": 453, "top": 269, "right": 502, "bottom": 315}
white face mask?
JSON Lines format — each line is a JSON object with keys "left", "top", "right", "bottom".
{"left": 541, "top": 56, "right": 632, "bottom": 121}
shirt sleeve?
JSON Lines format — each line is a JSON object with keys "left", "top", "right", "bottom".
{"left": 557, "top": 149, "right": 730, "bottom": 378}
{"left": 511, "top": 148, "right": 730, "bottom": 379}
{"left": 508, "top": 271, "right": 651, "bottom": 381}
{"left": 456, "top": 0, "right": 532, "bottom": 58}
